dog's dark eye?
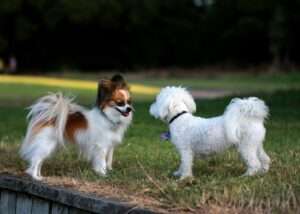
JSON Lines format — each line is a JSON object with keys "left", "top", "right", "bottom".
{"left": 127, "top": 99, "right": 132, "bottom": 105}
{"left": 116, "top": 101, "right": 125, "bottom": 106}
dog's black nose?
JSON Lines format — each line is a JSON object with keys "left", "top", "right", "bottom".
{"left": 126, "top": 107, "right": 132, "bottom": 112}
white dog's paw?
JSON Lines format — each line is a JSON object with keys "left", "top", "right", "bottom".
{"left": 107, "top": 165, "right": 113, "bottom": 171}
{"left": 25, "top": 169, "right": 44, "bottom": 181}
{"left": 173, "top": 170, "right": 182, "bottom": 177}
{"left": 179, "top": 174, "right": 194, "bottom": 181}
{"left": 260, "top": 163, "right": 270, "bottom": 173}
{"left": 94, "top": 167, "right": 107, "bottom": 176}
{"left": 33, "top": 175, "right": 44, "bottom": 181}
{"left": 241, "top": 168, "right": 260, "bottom": 177}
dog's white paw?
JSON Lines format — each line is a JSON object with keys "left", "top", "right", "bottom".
{"left": 179, "top": 174, "right": 194, "bottom": 181}
{"left": 94, "top": 167, "right": 107, "bottom": 176}
{"left": 261, "top": 163, "right": 270, "bottom": 173}
{"left": 33, "top": 175, "right": 44, "bottom": 181}
{"left": 241, "top": 168, "right": 260, "bottom": 177}
{"left": 173, "top": 170, "right": 182, "bottom": 177}
{"left": 179, "top": 175, "right": 194, "bottom": 181}
{"left": 25, "top": 169, "right": 44, "bottom": 181}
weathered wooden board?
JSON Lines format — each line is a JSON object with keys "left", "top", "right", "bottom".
{"left": 0, "top": 173, "right": 155, "bottom": 214}
{"left": 68, "top": 207, "right": 91, "bottom": 214}
{"left": 31, "top": 198, "right": 50, "bottom": 214}
{"left": 51, "top": 203, "right": 69, "bottom": 214}
{"left": 16, "top": 193, "right": 32, "bottom": 214}
{"left": 1, "top": 190, "right": 16, "bottom": 214}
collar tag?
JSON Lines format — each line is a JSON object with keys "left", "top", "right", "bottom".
{"left": 160, "top": 131, "right": 171, "bottom": 141}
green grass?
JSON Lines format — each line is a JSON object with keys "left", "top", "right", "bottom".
{"left": 0, "top": 73, "right": 300, "bottom": 213}
{"left": 50, "top": 70, "right": 300, "bottom": 92}
{"left": 137, "top": 71, "right": 300, "bottom": 92}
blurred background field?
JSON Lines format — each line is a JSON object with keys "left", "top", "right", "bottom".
{"left": 1, "top": 70, "right": 300, "bottom": 102}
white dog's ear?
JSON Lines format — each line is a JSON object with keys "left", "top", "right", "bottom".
{"left": 159, "top": 99, "right": 173, "bottom": 120}
{"left": 150, "top": 99, "right": 172, "bottom": 121}
{"left": 149, "top": 103, "right": 159, "bottom": 118}
{"left": 182, "top": 92, "right": 196, "bottom": 113}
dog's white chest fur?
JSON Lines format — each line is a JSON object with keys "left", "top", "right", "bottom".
{"left": 87, "top": 109, "right": 126, "bottom": 144}
{"left": 76, "top": 108, "right": 131, "bottom": 162}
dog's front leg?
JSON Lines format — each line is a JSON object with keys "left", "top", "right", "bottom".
{"left": 173, "top": 164, "right": 183, "bottom": 177}
{"left": 239, "top": 145, "right": 261, "bottom": 176}
{"left": 106, "top": 147, "right": 114, "bottom": 171}
{"left": 177, "top": 149, "right": 194, "bottom": 180}
{"left": 92, "top": 148, "right": 108, "bottom": 176}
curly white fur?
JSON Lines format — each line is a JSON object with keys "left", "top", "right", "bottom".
{"left": 150, "top": 86, "right": 270, "bottom": 179}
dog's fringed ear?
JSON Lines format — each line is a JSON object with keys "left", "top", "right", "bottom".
{"left": 149, "top": 102, "right": 160, "bottom": 119}
{"left": 158, "top": 99, "right": 173, "bottom": 121}
{"left": 111, "top": 74, "right": 128, "bottom": 89}
{"left": 159, "top": 105, "right": 169, "bottom": 121}
{"left": 96, "top": 79, "right": 112, "bottom": 109}
{"left": 182, "top": 90, "right": 196, "bottom": 113}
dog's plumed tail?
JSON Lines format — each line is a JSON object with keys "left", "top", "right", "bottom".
{"left": 22, "top": 92, "right": 78, "bottom": 147}
{"left": 224, "top": 97, "right": 269, "bottom": 143}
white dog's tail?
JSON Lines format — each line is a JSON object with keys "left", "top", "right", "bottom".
{"left": 23, "top": 92, "right": 79, "bottom": 147}
{"left": 224, "top": 97, "right": 269, "bottom": 143}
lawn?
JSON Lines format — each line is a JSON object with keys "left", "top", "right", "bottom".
{"left": 0, "top": 72, "right": 299, "bottom": 213}
{"left": 47, "top": 69, "right": 300, "bottom": 92}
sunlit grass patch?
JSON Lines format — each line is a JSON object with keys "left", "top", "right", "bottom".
{"left": 0, "top": 74, "right": 160, "bottom": 95}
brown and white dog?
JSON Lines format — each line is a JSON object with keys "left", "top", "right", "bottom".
{"left": 20, "top": 74, "right": 133, "bottom": 180}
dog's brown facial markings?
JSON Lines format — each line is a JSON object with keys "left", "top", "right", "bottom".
{"left": 65, "top": 112, "right": 88, "bottom": 144}
{"left": 96, "top": 74, "right": 131, "bottom": 110}
{"left": 109, "top": 89, "right": 131, "bottom": 107}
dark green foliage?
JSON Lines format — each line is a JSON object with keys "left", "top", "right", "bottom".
{"left": 0, "top": 0, "right": 300, "bottom": 69}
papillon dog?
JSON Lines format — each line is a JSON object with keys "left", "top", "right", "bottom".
{"left": 20, "top": 74, "right": 133, "bottom": 180}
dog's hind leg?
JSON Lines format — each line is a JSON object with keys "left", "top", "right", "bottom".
{"left": 37, "top": 159, "right": 43, "bottom": 177}
{"left": 24, "top": 127, "right": 58, "bottom": 180}
{"left": 106, "top": 147, "right": 114, "bottom": 171}
{"left": 92, "top": 147, "right": 108, "bottom": 176}
{"left": 26, "top": 159, "right": 43, "bottom": 181}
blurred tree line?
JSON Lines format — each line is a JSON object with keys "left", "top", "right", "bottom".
{"left": 0, "top": 0, "right": 299, "bottom": 70}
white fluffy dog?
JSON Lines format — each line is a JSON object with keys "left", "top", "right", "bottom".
{"left": 20, "top": 75, "right": 133, "bottom": 180}
{"left": 150, "top": 86, "right": 270, "bottom": 179}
